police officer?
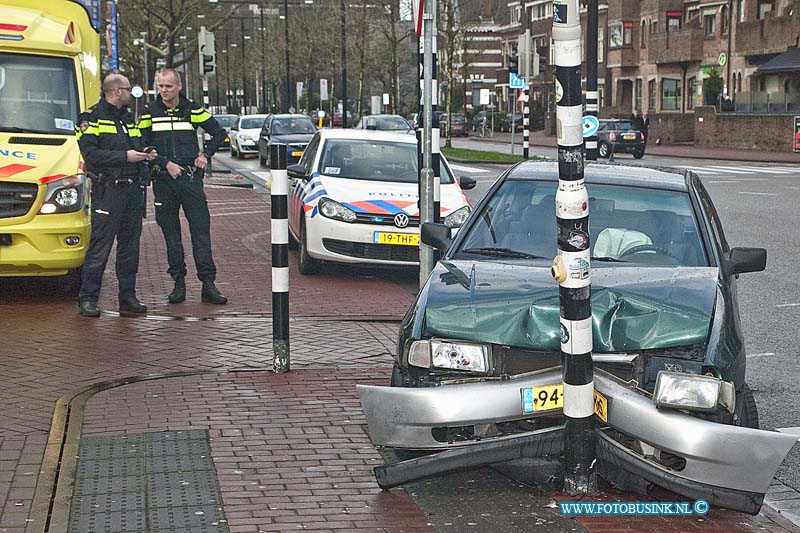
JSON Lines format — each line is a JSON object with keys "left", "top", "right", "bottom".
{"left": 77, "top": 74, "right": 156, "bottom": 317}
{"left": 139, "top": 68, "right": 227, "bottom": 305}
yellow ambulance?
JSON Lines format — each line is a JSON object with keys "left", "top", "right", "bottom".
{"left": 0, "top": 0, "right": 99, "bottom": 290}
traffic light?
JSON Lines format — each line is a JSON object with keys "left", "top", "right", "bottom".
{"left": 508, "top": 54, "right": 519, "bottom": 75}
{"left": 198, "top": 26, "right": 215, "bottom": 75}
{"left": 202, "top": 53, "right": 215, "bottom": 74}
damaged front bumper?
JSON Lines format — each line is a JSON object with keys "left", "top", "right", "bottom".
{"left": 357, "top": 368, "right": 797, "bottom": 514}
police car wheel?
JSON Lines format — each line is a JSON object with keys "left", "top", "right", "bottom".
{"left": 298, "top": 219, "right": 320, "bottom": 275}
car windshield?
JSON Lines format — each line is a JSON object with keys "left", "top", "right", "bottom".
{"left": 0, "top": 53, "right": 78, "bottom": 135}
{"left": 240, "top": 117, "right": 266, "bottom": 129}
{"left": 319, "top": 139, "right": 455, "bottom": 183}
{"left": 215, "top": 115, "right": 238, "bottom": 128}
{"left": 455, "top": 180, "right": 707, "bottom": 267}
{"left": 451, "top": 115, "right": 466, "bottom": 123}
{"left": 616, "top": 121, "right": 635, "bottom": 131}
{"left": 272, "top": 117, "right": 315, "bottom": 135}
{"left": 359, "top": 116, "right": 411, "bottom": 131}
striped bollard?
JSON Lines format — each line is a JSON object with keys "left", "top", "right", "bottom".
{"left": 271, "top": 143, "right": 290, "bottom": 373}
{"left": 552, "top": 0, "right": 596, "bottom": 495}
{"left": 523, "top": 88, "right": 530, "bottom": 160}
{"left": 432, "top": 125, "right": 441, "bottom": 224}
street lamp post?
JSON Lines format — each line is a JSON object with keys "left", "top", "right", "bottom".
{"left": 140, "top": 31, "right": 149, "bottom": 103}
{"left": 260, "top": 0, "right": 267, "bottom": 113}
{"left": 340, "top": 0, "right": 347, "bottom": 127}
{"left": 240, "top": 18, "right": 247, "bottom": 113}
{"left": 283, "top": 0, "right": 291, "bottom": 112}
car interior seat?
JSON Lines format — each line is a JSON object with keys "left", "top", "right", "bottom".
{"left": 499, "top": 195, "right": 556, "bottom": 256}
{"left": 593, "top": 228, "right": 653, "bottom": 259}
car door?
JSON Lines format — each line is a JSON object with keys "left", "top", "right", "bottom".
{"left": 259, "top": 115, "right": 272, "bottom": 158}
{"left": 230, "top": 117, "right": 241, "bottom": 150}
{"left": 289, "top": 133, "right": 321, "bottom": 239}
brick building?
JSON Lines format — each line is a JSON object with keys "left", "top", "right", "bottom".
{"left": 462, "top": 0, "right": 800, "bottom": 151}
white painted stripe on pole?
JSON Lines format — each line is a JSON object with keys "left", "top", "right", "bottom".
{"left": 586, "top": 90, "right": 598, "bottom": 100}
{"left": 523, "top": 141, "right": 529, "bottom": 148}
{"left": 559, "top": 250, "right": 591, "bottom": 289}
{"left": 585, "top": 140, "right": 597, "bottom": 149}
{"left": 556, "top": 105, "right": 584, "bottom": 146}
{"left": 432, "top": 130, "right": 440, "bottom": 153}
{"left": 563, "top": 382, "right": 595, "bottom": 418}
{"left": 272, "top": 267, "right": 289, "bottom": 293}
{"left": 561, "top": 317, "right": 592, "bottom": 355}
{"left": 553, "top": 39, "right": 582, "bottom": 66}
{"left": 271, "top": 218, "right": 289, "bottom": 245}
{"left": 271, "top": 170, "right": 289, "bottom": 195}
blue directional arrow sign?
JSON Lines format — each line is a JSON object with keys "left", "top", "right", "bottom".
{"left": 582, "top": 115, "right": 599, "bottom": 138}
{"left": 509, "top": 72, "right": 527, "bottom": 90}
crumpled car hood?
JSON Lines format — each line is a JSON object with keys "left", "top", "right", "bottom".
{"left": 423, "top": 260, "right": 718, "bottom": 352}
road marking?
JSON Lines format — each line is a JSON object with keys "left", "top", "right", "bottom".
{"left": 680, "top": 166, "right": 718, "bottom": 175}
{"left": 708, "top": 180, "right": 741, "bottom": 184}
{"left": 449, "top": 163, "right": 489, "bottom": 174}
{"left": 746, "top": 352, "right": 776, "bottom": 358}
{"left": 787, "top": 186, "right": 800, "bottom": 190}
{"left": 775, "top": 427, "right": 800, "bottom": 441}
{"left": 717, "top": 165, "right": 795, "bottom": 174}
{"left": 776, "top": 303, "right": 800, "bottom": 308}
{"left": 738, "top": 191, "right": 779, "bottom": 196}
{"left": 703, "top": 166, "right": 759, "bottom": 174}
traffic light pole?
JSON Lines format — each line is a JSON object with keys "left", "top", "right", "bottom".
{"left": 419, "top": 0, "right": 434, "bottom": 287}
{"left": 585, "top": 0, "right": 599, "bottom": 161}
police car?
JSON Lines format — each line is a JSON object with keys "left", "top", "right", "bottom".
{"left": 287, "top": 129, "right": 475, "bottom": 274}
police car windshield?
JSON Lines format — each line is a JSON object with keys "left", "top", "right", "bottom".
{"left": 319, "top": 139, "right": 455, "bottom": 184}
{"left": 0, "top": 53, "right": 79, "bottom": 135}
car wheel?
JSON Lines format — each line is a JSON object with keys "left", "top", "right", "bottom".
{"left": 732, "top": 383, "right": 759, "bottom": 429}
{"left": 598, "top": 142, "right": 610, "bottom": 158}
{"left": 236, "top": 147, "right": 244, "bottom": 160}
{"left": 231, "top": 143, "right": 238, "bottom": 158}
{"left": 298, "top": 218, "right": 320, "bottom": 275}
{"left": 633, "top": 149, "right": 645, "bottom": 159}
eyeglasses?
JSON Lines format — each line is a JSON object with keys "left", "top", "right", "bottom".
{"left": 118, "top": 86, "right": 132, "bottom": 91}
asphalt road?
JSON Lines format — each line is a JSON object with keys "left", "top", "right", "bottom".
{"left": 216, "top": 145, "right": 800, "bottom": 495}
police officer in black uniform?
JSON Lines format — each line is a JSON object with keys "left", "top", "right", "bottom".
{"left": 77, "top": 74, "right": 156, "bottom": 317}
{"left": 139, "top": 68, "right": 227, "bottom": 305}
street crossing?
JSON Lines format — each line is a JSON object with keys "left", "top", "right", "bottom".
{"left": 677, "top": 164, "right": 798, "bottom": 176}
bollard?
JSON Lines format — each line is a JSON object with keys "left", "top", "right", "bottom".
{"left": 270, "top": 143, "right": 290, "bottom": 373}
{"left": 523, "top": 88, "right": 530, "bottom": 160}
{"left": 552, "top": 0, "right": 596, "bottom": 495}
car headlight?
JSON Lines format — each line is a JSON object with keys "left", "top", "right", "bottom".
{"left": 408, "top": 339, "right": 489, "bottom": 373}
{"left": 444, "top": 206, "right": 470, "bottom": 228}
{"left": 653, "top": 371, "right": 735, "bottom": 413}
{"left": 240, "top": 135, "right": 254, "bottom": 143}
{"left": 39, "top": 174, "right": 86, "bottom": 214}
{"left": 318, "top": 197, "right": 356, "bottom": 222}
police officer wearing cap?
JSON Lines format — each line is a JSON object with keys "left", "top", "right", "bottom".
{"left": 77, "top": 74, "right": 156, "bottom": 317}
{"left": 139, "top": 68, "right": 227, "bottom": 305}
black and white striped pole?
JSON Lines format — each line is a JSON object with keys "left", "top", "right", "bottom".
{"left": 431, "top": 0, "right": 440, "bottom": 225}
{"left": 270, "top": 143, "right": 290, "bottom": 373}
{"left": 523, "top": 88, "right": 530, "bottom": 160}
{"left": 551, "top": 0, "right": 596, "bottom": 495}
{"left": 585, "top": 0, "right": 599, "bottom": 161}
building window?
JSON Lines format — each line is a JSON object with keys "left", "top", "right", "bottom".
{"left": 704, "top": 13, "right": 716, "bottom": 36}
{"left": 667, "top": 11, "right": 682, "bottom": 31}
{"left": 532, "top": 3, "right": 549, "bottom": 21}
{"left": 623, "top": 22, "right": 633, "bottom": 45}
{"left": 722, "top": 6, "right": 730, "bottom": 34}
{"left": 609, "top": 22, "right": 624, "bottom": 48}
{"left": 648, "top": 79, "right": 657, "bottom": 111}
{"left": 739, "top": 0, "right": 746, "bottom": 22}
{"left": 511, "top": 5, "right": 521, "bottom": 24}
{"left": 635, "top": 78, "right": 643, "bottom": 111}
{"left": 652, "top": 20, "right": 658, "bottom": 33}
{"left": 688, "top": 77, "right": 696, "bottom": 110}
{"left": 641, "top": 20, "right": 647, "bottom": 47}
{"left": 598, "top": 29, "right": 604, "bottom": 62}
{"left": 758, "top": 1, "right": 773, "bottom": 19}
{"left": 662, "top": 78, "right": 680, "bottom": 110}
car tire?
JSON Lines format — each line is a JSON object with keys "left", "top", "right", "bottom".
{"left": 733, "top": 383, "right": 759, "bottom": 429}
{"left": 236, "top": 147, "right": 244, "bottom": 160}
{"left": 633, "top": 149, "right": 645, "bottom": 159}
{"left": 598, "top": 142, "right": 610, "bottom": 159}
{"left": 231, "top": 144, "right": 238, "bottom": 158}
{"left": 298, "top": 218, "right": 320, "bottom": 275}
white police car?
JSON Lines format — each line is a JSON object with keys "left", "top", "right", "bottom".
{"left": 287, "top": 129, "right": 475, "bottom": 273}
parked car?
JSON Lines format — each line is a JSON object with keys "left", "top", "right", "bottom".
{"left": 443, "top": 113, "right": 469, "bottom": 137}
{"left": 229, "top": 114, "right": 267, "bottom": 158}
{"left": 500, "top": 113, "right": 523, "bottom": 132}
{"left": 393, "top": 160, "right": 765, "bottom": 432}
{"left": 257, "top": 113, "right": 316, "bottom": 168}
{"left": 413, "top": 110, "right": 445, "bottom": 130}
{"left": 353, "top": 114, "right": 414, "bottom": 133}
{"left": 286, "top": 129, "right": 476, "bottom": 274}
{"left": 210, "top": 113, "right": 238, "bottom": 149}
{"left": 332, "top": 111, "right": 353, "bottom": 127}
{"left": 597, "top": 118, "right": 646, "bottom": 159}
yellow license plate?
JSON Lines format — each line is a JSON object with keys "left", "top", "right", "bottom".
{"left": 521, "top": 384, "right": 608, "bottom": 421}
{"left": 292, "top": 151, "right": 304, "bottom": 157}
{"left": 373, "top": 232, "right": 419, "bottom": 246}
{"left": 623, "top": 134, "right": 636, "bottom": 140}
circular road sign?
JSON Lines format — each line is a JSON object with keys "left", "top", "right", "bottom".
{"left": 719, "top": 53, "right": 727, "bottom": 67}
{"left": 582, "top": 115, "right": 599, "bottom": 138}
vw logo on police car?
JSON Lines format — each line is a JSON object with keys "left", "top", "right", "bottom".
{"left": 393, "top": 213, "right": 410, "bottom": 228}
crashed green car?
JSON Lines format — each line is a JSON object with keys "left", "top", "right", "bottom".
{"left": 393, "top": 161, "right": 765, "bottom": 428}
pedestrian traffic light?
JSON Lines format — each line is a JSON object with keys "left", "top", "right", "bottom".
{"left": 198, "top": 26, "right": 215, "bottom": 75}
{"left": 202, "top": 53, "right": 215, "bottom": 75}
{"left": 509, "top": 54, "right": 519, "bottom": 75}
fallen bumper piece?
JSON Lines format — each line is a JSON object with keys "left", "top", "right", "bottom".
{"left": 357, "top": 368, "right": 796, "bottom": 514}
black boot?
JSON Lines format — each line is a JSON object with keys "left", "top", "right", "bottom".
{"left": 201, "top": 281, "right": 228, "bottom": 305}
{"left": 78, "top": 300, "right": 101, "bottom": 317}
{"left": 168, "top": 278, "right": 186, "bottom": 304}
{"left": 119, "top": 295, "right": 147, "bottom": 314}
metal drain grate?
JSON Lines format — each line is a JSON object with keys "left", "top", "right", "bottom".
{"left": 68, "top": 430, "right": 228, "bottom": 532}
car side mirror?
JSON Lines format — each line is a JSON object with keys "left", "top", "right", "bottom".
{"left": 459, "top": 176, "right": 477, "bottom": 190}
{"left": 725, "top": 247, "right": 766, "bottom": 275}
{"left": 287, "top": 164, "right": 308, "bottom": 180}
{"left": 421, "top": 222, "right": 452, "bottom": 252}
{"left": 231, "top": 126, "right": 238, "bottom": 131}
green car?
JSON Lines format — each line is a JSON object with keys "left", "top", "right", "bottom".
{"left": 394, "top": 161, "right": 765, "bottom": 428}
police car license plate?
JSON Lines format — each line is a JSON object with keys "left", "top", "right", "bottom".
{"left": 373, "top": 232, "right": 419, "bottom": 246}
{"left": 522, "top": 384, "right": 608, "bottom": 422}
{"left": 292, "top": 150, "right": 304, "bottom": 157}
{"left": 623, "top": 133, "right": 636, "bottom": 140}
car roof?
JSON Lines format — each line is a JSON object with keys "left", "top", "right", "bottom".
{"left": 214, "top": 113, "right": 238, "bottom": 118}
{"left": 270, "top": 113, "right": 311, "bottom": 119}
{"left": 316, "top": 128, "right": 417, "bottom": 143}
{"left": 240, "top": 114, "right": 267, "bottom": 120}
{"left": 506, "top": 161, "right": 689, "bottom": 192}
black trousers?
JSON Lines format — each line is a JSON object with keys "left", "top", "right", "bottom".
{"left": 153, "top": 172, "right": 217, "bottom": 283}
{"left": 79, "top": 182, "right": 144, "bottom": 302}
